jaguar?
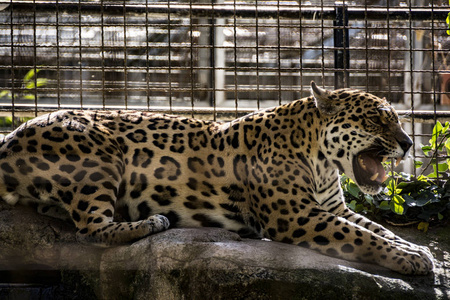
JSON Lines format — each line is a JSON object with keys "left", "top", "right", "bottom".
{"left": 0, "top": 82, "right": 434, "bottom": 275}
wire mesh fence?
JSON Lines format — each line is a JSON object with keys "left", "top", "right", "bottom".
{"left": 0, "top": 0, "right": 449, "bottom": 175}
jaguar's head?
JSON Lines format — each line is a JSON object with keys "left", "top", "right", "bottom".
{"left": 311, "top": 81, "right": 412, "bottom": 195}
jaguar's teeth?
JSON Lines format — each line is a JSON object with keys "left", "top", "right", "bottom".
{"left": 395, "top": 158, "right": 401, "bottom": 167}
{"left": 382, "top": 157, "right": 388, "bottom": 163}
{"left": 382, "top": 174, "right": 389, "bottom": 182}
{"left": 358, "top": 155, "right": 367, "bottom": 171}
{"left": 370, "top": 172, "right": 379, "bottom": 181}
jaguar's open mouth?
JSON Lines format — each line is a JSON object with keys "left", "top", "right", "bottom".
{"left": 353, "top": 147, "right": 401, "bottom": 189}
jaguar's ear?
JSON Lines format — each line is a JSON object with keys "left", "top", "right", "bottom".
{"left": 310, "top": 81, "right": 343, "bottom": 115}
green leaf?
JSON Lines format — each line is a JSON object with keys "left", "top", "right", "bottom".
{"left": 392, "top": 195, "right": 405, "bottom": 205}
{"left": 23, "top": 69, "right": 39, "bottom": 83}
{"left": 394, "top": 203, "right": 404, "bottom": 215}
{"left": 438, "top": 162, "right": 449, "bottom": 172}
{"left": 417, "top": 175, "right": 429, "bottom": 182}
{"left": 0, "top": 90, "right": 10, "bottom": 98}
{"left": 390, "top": 200, "right": 404, "bottom": 215}
{"left": 26, "top": 78, "right": 48, "bottom": 89}
{"left": 418, "top": 221, "right": 429, "bottom": 232}
{"left": 438, "top": 212, "right": 444, "bottom": 220}
{"left": 36, "top": 78, "right": 47, "bottom": 88}
{"left": 421, "top": 145, "right": 432, "bottom": 156}
{"left": 379, "top": 201, "right": 391, "bottom": 210}
{"left": 445, "top": 138, "right": 450, "bottom": 156}
{"left": 23, "top": 94, "right": 36, "bottom": 100}
{"left": 410, "top": 191, "right": 436, "bottom": 207}
{"left": 347, "top": 200, "right": 357, "bottom": 211}
{"left": 385, "top": 178, "right": 394, "bottom": 195}
{"left": 403, "top": 194, "right": 417, "bottom": 207}
{"left": 427, "top": 171, "right": 438, "bottom": 178}
{"left": 430, "top": 121, "right": 443, "bottom": 147}
{"left": 364, "top": 194, "right": 373, "bottom": 205}
{"left": 385, "top": 178, "right": 401, "bottom": 196}
{"left": 443, "top": 121, "right": 450, "bottom": 133}
{"left": 447, "top": 13, "right": 450, "bottom": 35}
{"left": 347, "top": 183, "right": 361, "bottom": 199}
{"left": 414, "top": 160, "right": 423, "bottom": 168}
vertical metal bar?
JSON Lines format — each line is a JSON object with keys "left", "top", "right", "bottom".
{"left": 407, "top": 0, "right": 416, "bottom": 177}
{"left": 56, "top": 0, "right": 61, "bottom": 109}
{"left": 298, "top": 0, "right": 303, "bottom": 98}
{"left": 320, "top": 0, "right": 325, "bottom": 86}
{"left": 10, "top": 0, "right": 15, "bottom": 127}
{"left": 78, "top": 0, "right": 83, "bottom": 108}
{"left": 343, "top": 0, "right": 348, "bottom": 88}
{"left": 32, "top": 0, "right": 37, "bottom": 116}
{"left": 364, "top": 0, "right": 369, "bottom": 92}
{"left": 430, "top": 1, "right": 439, "bottom": 184}
{"left": 123, "top": 1, "right": 128, "bottom": 109}
{"left": 333, "top": 4, "right": 349, "bottom": 89}
{"left": 386, "top": 0, "right": 394, "bottom": 177}
{"left": 101, "top": 0, "right": 106, "bottom": 108}
{"left": 210, "top": 1, "right": 216, "bottom": 120}
{"left": 255, "top": 0, "right": 260, "bottom": 109}
{"left": 233, "top": 0, "right": 238, "bottom": 118}
{"left": 189, "top": 0, "right": 194, "bottom": 117}
{"left": 214, "top": 0, "right": 225, "bottom": 108}
{"left": 168, "top": 0, "right": 173, "bottom": 111}
{"left": 386, "top": 0, "right": 391, "bottom": 98}
{"left": 430, "top": 2, "right": 437, "bottom": 123}
{"left": 277, "top": 0, "right": 281, "bottom": 105}
{"left": 145, "top": 0, "right": 150, "bottom": 109}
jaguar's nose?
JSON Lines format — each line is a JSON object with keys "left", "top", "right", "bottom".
{"left": 396, "top": 136, "right": 413, "bottom": 156}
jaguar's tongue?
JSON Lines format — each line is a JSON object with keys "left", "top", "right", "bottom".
{"left": 357, "top": 154, "right": 388, "bottom": 183}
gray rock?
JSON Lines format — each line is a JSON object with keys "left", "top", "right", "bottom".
{"left": 0, "top": 203, "right": 449, "bottom": 299}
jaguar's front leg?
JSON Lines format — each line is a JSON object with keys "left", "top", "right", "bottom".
{"left": 266, "top": 208, "right": 434, "bottom": 275}
{"left": 331, "top": 207, "right": 434, "bottom": 271}
{"left": 320, "top": 189, "right": 434, "bottom": 267}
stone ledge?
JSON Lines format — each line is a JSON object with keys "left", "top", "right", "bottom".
{"left": 0, "top": 203, "right": 448, "bottom": 299}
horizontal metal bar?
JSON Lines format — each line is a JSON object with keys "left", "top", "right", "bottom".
{"left": 2, "top": 44, "right": 448, "bottom": 53}
{"left": 398, "top": 111, "right": 450, "bottom": 124}
{"left": 1, "top": 22, "right": 445, "bottom": 29}
{"left": 1, "top": 62, "right": 449, "bottom": 74}
{"left": 0, "top": 107, "right": 449, "bottom": 124}
{"left": 0, "top": 2, "right": 447, "bottom": 21}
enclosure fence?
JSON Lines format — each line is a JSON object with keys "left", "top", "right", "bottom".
{"left": 0, "top": 0, "right": 449, "bottom": 175}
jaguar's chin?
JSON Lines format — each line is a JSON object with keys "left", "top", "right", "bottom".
{"left": 352, "top": 146, "right": 401, "bottom": 195}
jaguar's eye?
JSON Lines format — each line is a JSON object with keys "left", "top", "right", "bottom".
{"left": 368, "top": 116, "right": 383, "bottom": 126}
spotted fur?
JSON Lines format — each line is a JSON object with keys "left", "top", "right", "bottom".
{"left": 0, "top": 82, "right": 434, "bottom": 275}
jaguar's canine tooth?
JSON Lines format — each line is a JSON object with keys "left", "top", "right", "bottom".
{"left": 370, "top": 172, "right": 379, "bottom": 181}
{"left": 382, "top": 175, "right": 389, "bottom": 182}
{"left": 358, "top": 155, "right": 367, "bottom": 171}
{"left": 382, "top": 157, "right": 388, "bottom": 163}
{"left": 395, "top": 158, "right": 401, "bottom": 167}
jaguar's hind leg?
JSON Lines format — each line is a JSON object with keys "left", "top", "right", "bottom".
{"left": 54, "top": 174, "right": 170, "bottom": 246}
{"left": 36, "top": 204, "right": 72, "bottom": 222}
{"left": 75, "top": 211, "right": 170, "bottom": 246}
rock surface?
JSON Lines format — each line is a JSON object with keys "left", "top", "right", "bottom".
{"left": 0, "top": 203, "right": 449, "bottom": 299}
